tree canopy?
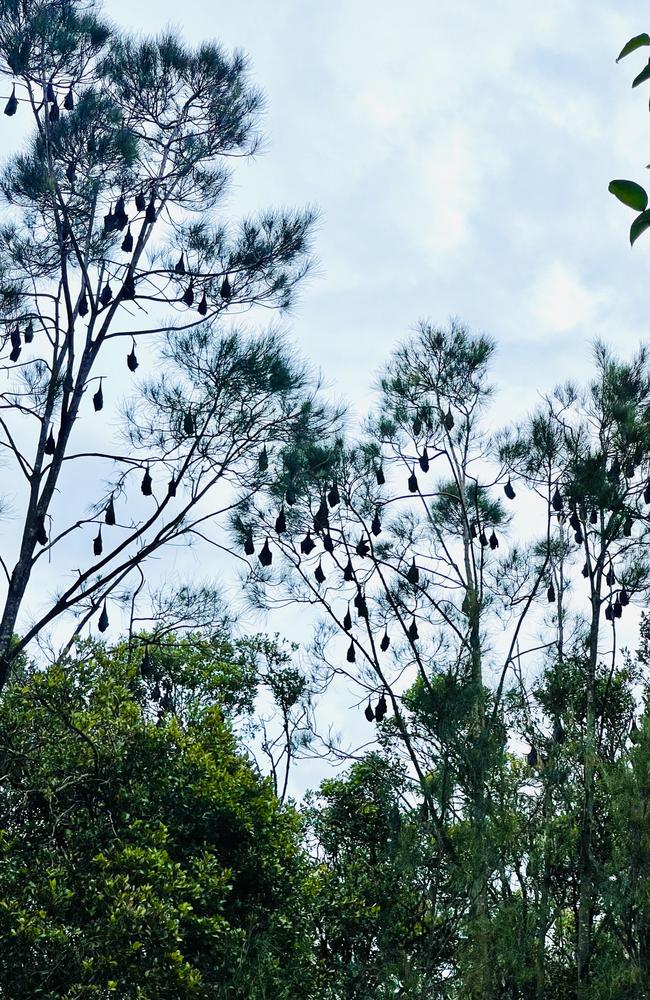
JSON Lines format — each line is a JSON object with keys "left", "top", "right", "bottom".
{"left": 0, "top": 636, "right": 319, "bottom": 999}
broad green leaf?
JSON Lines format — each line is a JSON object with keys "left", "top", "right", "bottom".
{"left": 630, "top": 209, "right": 650, "bottom": 245}
{"left": 609, "top": 179, "right": 648, "bottom": 211}
{"left": 632, "top": 60, "right": 650, "bottom": 87}
{"left": 617, "top": 34, "right": 650, "bottom": 62}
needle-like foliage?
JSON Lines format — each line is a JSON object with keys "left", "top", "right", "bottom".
{"left": 0, "top": 0, "right": 335, "bottom": 687}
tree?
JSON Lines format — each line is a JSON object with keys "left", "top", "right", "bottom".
{"left": 0, "top": 0, "right": 336, "bottom": 689}
{"left": 306, "top": 664, "right": 647, "bottom": 999}
{"left": 242, "top": 319, "right": 561, "bottom": 998}
{"left": 0, "top": 634, "right": 319, "bottom": 998}
{"left": 239, "top": 321, "right": 650, "bottom": 996}
{"left": 306, "top": 753, "right": 456, "bottom": 999}
{"left": 500, "top": 341, "right": 650, "bottom": 991}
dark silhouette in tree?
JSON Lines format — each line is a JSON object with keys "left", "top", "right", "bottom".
{"left": 500, "top": 341, "right": 650, "bottom": 991}
{"left": 239, "top": 319, "right": 565, "bottom": 997}
{"left": 240, "top": 321, "right": 650, "bottom": 994}
{"left": 0, "top": 0, "right": 335, "bottom": 687}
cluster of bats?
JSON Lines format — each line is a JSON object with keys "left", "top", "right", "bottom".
{"left": 240, "top": 431, "right": 645, "bottom": 737}
{"left": 2, "top": 78, "right": 234, "bottom": 370}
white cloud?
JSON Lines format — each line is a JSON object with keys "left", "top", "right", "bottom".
{"left": 529, "top": 262, "right": 606, "bottom": 333}
{"left": 414, "top": 125, "right": 483, "bottom": 256}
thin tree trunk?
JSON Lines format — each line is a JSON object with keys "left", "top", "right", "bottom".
{"left": 535, "top": 786, "right": 553, "bottom": 1000}
{"left": 576, "top": 600, "right": 599, "bottom": 991}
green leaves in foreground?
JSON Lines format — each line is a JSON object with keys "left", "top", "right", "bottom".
{"left": 608, "top": 179, "right": 648, "bottom": 212}
{"left": 633, "top": 60, "right": 650, "bottom": 88}
{"left": 613, "top": 33, "right": 650, "bottom": 247}
{"left": 630, "top": 209, "right": 650, "bottom": 246}
{"left": 617, "top": 34, "right": 650, "bottom": 63}
{"left": 0, "top": 641, "right": 316, "bottom": 999}
{"left": 608, "top": 181, "right": 650, "bottom": 245}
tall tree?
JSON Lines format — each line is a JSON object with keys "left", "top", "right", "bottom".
{"left": 0, "top": 0, "right": 333, "bottom": 688}
{"left": 501, "top": 341, "right": 650, "bottom": 991}
{"left": 242, "top": 322, "right": 650, "bottom": 996}
{"left": 242, "top": 320, "right": 558, "bottom": 998}
{"left": 306, "top": 753, "right": 456, "bottom": 999}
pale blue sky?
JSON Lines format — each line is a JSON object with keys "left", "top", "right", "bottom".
{"left": 106, "top": 0, "right": 650, "bottom": 424}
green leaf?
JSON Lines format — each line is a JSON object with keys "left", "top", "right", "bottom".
{"left": 609, "top": 180, "right": 649, "bottom": 211}
{"left": 630, "top": 210, "right": 650, "bottom": 245}
{"left": 632, "top": 60, "right": 650, "bottom": 87}
{"left": 617, "top": 34, "right": 650, "bottom": 62}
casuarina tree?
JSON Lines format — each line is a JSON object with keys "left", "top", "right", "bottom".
{"left": 240, "top": 319, "right": 562, "bottom": 998}
{"left": 242, "top": 321, "right": 650, "bottom": 996}
{"left": 501, "top": 341, "right": 650, "bottom": 991}
{"left": 0, "top": 0, "right": 334, "bottom": 688}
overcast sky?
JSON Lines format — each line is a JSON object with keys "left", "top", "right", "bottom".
{"left": 104, "top": 0, "right": 650, "bottom": 425}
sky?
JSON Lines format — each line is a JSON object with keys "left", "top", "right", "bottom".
{"left": 2, "top": 0, "right": 650, "bottom": 794}
{"left": 103, "top": 0, "right": 650, "bottom": 426}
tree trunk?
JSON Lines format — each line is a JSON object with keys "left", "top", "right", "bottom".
{"left": 464, "top": 528, "right": 493, "bottom": 998}
{"left": 576, "top": 601, "right": 599, "bottom": 990}
{"left": 535, "top": 787, "right": 553, "bottom": 1000}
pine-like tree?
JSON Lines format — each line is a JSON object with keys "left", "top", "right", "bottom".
{"left": 244, "top": 323, "right": 650, "bottom": 995}
{"left": 242, "top": 319, "right": 561, "bottom": 998}
{"left": 501, "top": 341, "right": 650, "bottom": 990}
{"left": 0, "top": 0, "right": 334, "bottom": 687}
